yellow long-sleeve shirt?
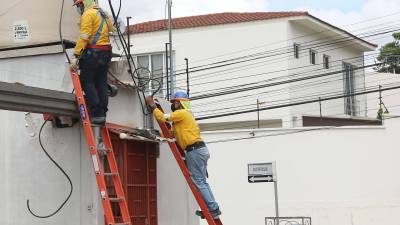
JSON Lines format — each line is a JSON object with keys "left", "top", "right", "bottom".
{"left": 153, "top": 108, "right": 203, "bottom": 150}
{"left": 74, "top": 6, "right": 113, "bottom": 56}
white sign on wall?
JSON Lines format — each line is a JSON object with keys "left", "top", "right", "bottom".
{"left": 13, "top": 20, "right": 30, "bottom": 43}
{"left": 248, "top": 162, "right": 276, "bottom": 183}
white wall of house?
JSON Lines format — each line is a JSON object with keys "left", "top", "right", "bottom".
{"left": 128, "top": 18, "right": 293, "bottom": 126}
{"left": 128, "top": 16, "right": 374, "bottom": 128}
{"left": 200, "top": 117, "right": 400, "bottom": 225}
{"left": 287, "top": 19, "right": 369, "bottom": 127}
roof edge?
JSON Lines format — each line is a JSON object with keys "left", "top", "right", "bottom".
{"left": 305, "top": 14, "right": 377, "bottom": 49}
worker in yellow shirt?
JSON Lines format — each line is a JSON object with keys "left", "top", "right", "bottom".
{"left": 71, "top": 0, "right": 113, "bottom": 125}
{"left": 145, "top": 91, "right": 221, "bottom": 219}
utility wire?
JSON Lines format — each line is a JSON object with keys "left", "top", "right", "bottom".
{"left": 26, "top": 120, "right": 73, "bottom": 218}
{"left": 205, "top": 112, "right": 400, "bottom": 144}
{"left": 191, "top": 56, "right": 382, "bottom": 112}
{"left": 191, "top": 63, "right": 379, "bottom": 100}
{"left": 26, "top": 0, "right": 74, "bottom": 218}
{"left": 171, "top": 11, "right": 400, "bottom": 71}
{"left": 195, "top": 83, "right": 400, "bottom": 120}
{"left": 173, "top": 21, "right": 398, "bottom": 78}
{"left": 179, "top": 28, "right": 398, "bottom": 87}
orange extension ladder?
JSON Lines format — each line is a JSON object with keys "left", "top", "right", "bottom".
{"left": 70, "top": 69, "right": 132, "bottom": 225}
{"left": 154, "top": 101, "right": 223, "bottom": 225}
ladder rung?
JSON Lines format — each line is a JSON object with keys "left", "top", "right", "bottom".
{"left": 112, "top": 223, "right": 130, "bottom": 225}
{"left": 109, "top": 197, "right": 124, "bottom": 202}
{"left": 98, "top": 147, "right": 111, "bottom": 153}
{"left": 104, "top": 172, "right": 119, "bottom": 176}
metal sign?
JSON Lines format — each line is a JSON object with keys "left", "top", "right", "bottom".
{"left": 248, "top": 162, "right": 276, "bottom": 183}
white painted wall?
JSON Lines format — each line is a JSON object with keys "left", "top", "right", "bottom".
{"left": 365, "top": 72, "right": 400, "bottom": 118}
{"left": 287, "top": 20, "right": 368, "bottom": 126}
{"left": 0, "top": 53, "right": 196, "bottom": 225}
{"left": 200, "top": 117, "right": 400, "bottom": 225}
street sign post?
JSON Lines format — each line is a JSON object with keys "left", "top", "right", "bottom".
{"left": 248, "top": 162, "right": 280, "bottom": 225}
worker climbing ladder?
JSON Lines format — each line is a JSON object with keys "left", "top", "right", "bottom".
{"left": 70, "top": 68, "right": 132, "bottom": 225}
{"left": 154, "top": 101, "right": 223, "bottom": 225}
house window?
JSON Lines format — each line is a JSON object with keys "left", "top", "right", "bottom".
{"left": 310, "top": 49, "right": 316, "bottom": 64}
{"left": 136, "top": 53, "right": 164, "bottom": 96}
{"left": 293, "top": 43, "right": 299, "bottom": 59}
{"left": 323, "top": 55, "right": 330, "bottom": 69}
{"left": 343, "top": 62, "right": 357, "bottom": 116}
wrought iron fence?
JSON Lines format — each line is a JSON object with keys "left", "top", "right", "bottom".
{"left": 265, "top": 217, "right": 311, "bottom": 225}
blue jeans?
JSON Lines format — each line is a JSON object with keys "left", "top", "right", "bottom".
{"left": 186, "top": 146, "right": 219, "bottom": 211}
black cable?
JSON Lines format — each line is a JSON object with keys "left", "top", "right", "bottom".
{"left": 59, "top": 0, "right": 70, "bottom": 63}
{"left": 26, "top": 120, "right": 74, "bottom": 218}
{"left": 107, "top": 0, "right": 148, "bottom": 115}
{"left": 25, "top": 0, "right": 74, "bottom": 218}
{"left": 178, "top": 27, "right": 398, "bottom": 87}
{"left": 175, "top": 24, "right": 399, "bottom": 85}
{"left": 195, "top": 83, "right": 400, "bottom": 120}
{"left": 172, "top": 12, "right": 400, "bottom": 72}
{"left": 115, "top": 0, "right": 122, "bottom": 23}
{"left": 191, "top": 63, "right": 379, "bottom": 100}
{"left": 206, "top": 114, "right": 400, "bottom": 144}
{"left": 191, "top": 54, "right": 381, "bottom": 110}
{"left": 173, "top": 23, "right": 394, "bottom": 78}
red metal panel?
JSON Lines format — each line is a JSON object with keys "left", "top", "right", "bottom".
{"left": 110, "top": 133, "right": 158, "bottom": 225}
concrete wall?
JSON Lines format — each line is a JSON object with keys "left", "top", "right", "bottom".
{"left": 0, "top": 53, "right": 161, "bottom": 225}
{"left": 200, "top": 117, "right": 400, "bottom": 225}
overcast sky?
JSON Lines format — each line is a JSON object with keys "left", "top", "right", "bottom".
{"left": 98, "top": 0, "right": 400, "bottom": 47}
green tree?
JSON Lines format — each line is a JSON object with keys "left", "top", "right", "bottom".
{"left": 375, "top": 32, "right": 400, "bottom": 74}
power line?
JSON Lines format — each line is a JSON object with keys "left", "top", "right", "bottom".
{"left": 193, "top": 71, "right": 396, "bottom": 116}
{"left": 179, "top": 28, "right": 398, "bottom": 89}
{"left": 171, "top": 11, "right": 400, "bottom": 72}
{"left": 197, "top": 91, "right": 400, "bottom": 131}
{"left": 205, "top": 113, "right": 400, "bottom": 144}
{"left": 173, "top": 21, "right": 398, "bottom": 79}
{"left": 195, "top": 83, "right": 400, "bottom": 120}
{"left": 191, "top": 63, "right": 379, "bottom": 100}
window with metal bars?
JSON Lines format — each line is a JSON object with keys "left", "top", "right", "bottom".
{"left": 136, "top": 53, "right": 165, "bottom": 97}
{"left": 293, "top": 43, "right": 300, "bottom": 59}
{"left": 343, "top": 62, "right": 357, "bottom": 116}
{"left": 310, "top": 49, "right": 317, "bottom": 64}
{"left": 323, "top": 54, "right": 330, "bottom": 69}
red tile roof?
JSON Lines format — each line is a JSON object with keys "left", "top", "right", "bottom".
{"left": 127, "top": 12, "right": 309, "bottom": 34}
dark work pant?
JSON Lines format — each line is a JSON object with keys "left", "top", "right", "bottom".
{"left": 79, "top": 48, "right": 111, "bottom": 118}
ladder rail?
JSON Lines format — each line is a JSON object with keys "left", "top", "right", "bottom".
{"left": 70, "top": 69, "right": 132, "bottom": 225}
{"left": 155, "top": 103, "right": 223, "bottom": 225}
{"left": 101, "top": 127, "right": 132, "bottom": 223}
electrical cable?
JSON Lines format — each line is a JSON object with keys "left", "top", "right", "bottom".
{"left": 172, "top": 22, "right": 396, "bottom": 78}
{"left": 191, "top": 54, "right": 381, "bottom": 111}
{"left": 177, "top": 27, "right": 399, "bottom": 87}
{"left": 197, "top": 91, "right": 400, "bottom": 131}
{"left": 195, "top": 83, "right": 400, "bottom": 120}
{"left": 107, "top": 0, "right": 161, "bottom": 110}
{"left": 25, "top": 0, "right": 74, "bottom": 218}
{"left": 191, "top": 63, "right": 380, "bottom": 100}
{"left": 205, "top": 112, "right": 400, "bottom": 144}
{"left": 26, "top": 120, "right": 73, "bottom": 218}
{"left": 171, "top": 11, "right": 400, "bottom": 71}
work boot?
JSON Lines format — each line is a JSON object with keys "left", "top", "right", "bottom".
{"left": 91, "top": 116, "right": 106, "bottom": 126}
{"left": 195, "top": 207, "right": 221, "bottom": 219}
